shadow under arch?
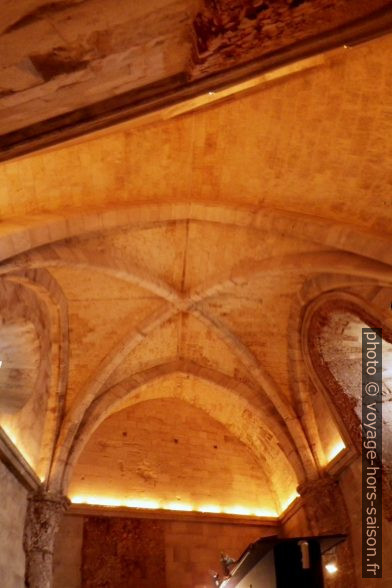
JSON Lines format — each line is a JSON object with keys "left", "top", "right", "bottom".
{"left": 0, "top": 273, "right": 65, "bottom": 476}
{"left": 4, "top": 268, "right": 70, "bottom": 482}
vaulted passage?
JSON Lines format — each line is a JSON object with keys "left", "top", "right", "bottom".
{"left": 0, "top": 3, "right": 392, "bottom": 588}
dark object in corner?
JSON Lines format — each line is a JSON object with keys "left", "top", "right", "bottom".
{"left": 214, "top": 534, "right": 346, "bottom": 587}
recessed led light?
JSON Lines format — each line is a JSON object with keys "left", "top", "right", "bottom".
{"left": 199, "top": 505, "right": 221, "bottom": 514}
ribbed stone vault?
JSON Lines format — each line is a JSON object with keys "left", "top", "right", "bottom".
{"left": 0, "top": 35, "right": 391, "bottom": 588}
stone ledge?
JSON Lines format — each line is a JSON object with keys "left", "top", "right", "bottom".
{"left": 69, "top": 504, "right": 280, "bottom": 528}
{"left": 0, "top": 427, "right": 40, "bottom": 491}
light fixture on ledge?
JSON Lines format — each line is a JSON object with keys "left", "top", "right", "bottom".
{"left": 324, "top": 547, "right": 339, "bottom": 576}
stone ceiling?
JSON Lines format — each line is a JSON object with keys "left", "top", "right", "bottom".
{"left": 0, "top": 29, "right": 392, "bottom": 520}
{"left": 0, "top": 0, "right": 391, "bottom": 159}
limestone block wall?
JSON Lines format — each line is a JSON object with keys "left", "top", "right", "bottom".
{"left": 281, "top": 503, "right": 310, "bottom": 539}
{"left": 69, "top": 398, "right": 278, "bottom": 516}
{"left": 0, "top": 460, "right": 28, "bottom": 588}
{"left": 54, "top": 514, "right": 277, "bottom": 588}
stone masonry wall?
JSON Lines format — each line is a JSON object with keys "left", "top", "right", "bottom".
{"left": 0, "top": 460, "right": 28, "bottom": 588}
{"left": 54, "top": 514, "right": 277, "bottom": 588}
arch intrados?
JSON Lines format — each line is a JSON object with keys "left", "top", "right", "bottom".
{"left": 2, "top": 250, "right": 392, "bottom": 306}
{"left": 58, "top": 365, "right": 301, "bottom": 501}
{"left": 5, "top": 269, "right": 70, "bottom": 481}
{"left": 287, "top": 275, "right": 392, "bottom": 468}
{"left": 1, "top": 203, "right": 392, "bottom": 267}
{"left": 301, "top": 290, "right": 392, "bottom": 450}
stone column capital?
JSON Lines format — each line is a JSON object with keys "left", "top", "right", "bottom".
{"left": 297, "top": 474, "right": 349, "bottom": 535}
{"left": 297, "top": 472, "right": 339, "bottom": 498}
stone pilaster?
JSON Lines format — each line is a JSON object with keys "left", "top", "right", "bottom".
{"left": 24, "top": 489, "right": 70, "bottom": 588}
{"left": 298, "top": 474, "right": 356, "bottom": 588}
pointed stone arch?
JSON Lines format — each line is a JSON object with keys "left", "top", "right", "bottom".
{"left": 52, "top": 360, "right": 302, "bottom": 513}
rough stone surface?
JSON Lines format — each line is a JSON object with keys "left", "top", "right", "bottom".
{"left": 297, "top": 474, "right": 350, "bottom": 535}
{"left": 190, "top": 0, "right": 390, "bottom": 77}
{"left": 297, "top": 474, "right": 356, "bottom": 588}
{"left": 0, "top": 460, "right": 28, "bottom": 588}
{"left": 82, "top": 516, "right": 166, "bottom": 588}
{"left": 0, "top": 0, "right": 389, "bottom": 150}
{"left": 53, "top": 513, "right": 276, "bottom": 588}
{"left": 24, "top": 490, "right": 70, "bottom": 588}
{"left": 308, "top": 299, "right": 392, "bottom": 519}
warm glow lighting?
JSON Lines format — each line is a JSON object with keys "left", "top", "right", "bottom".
{"left": 70, "top": 496, "right": 280, "bottom": 518}
{"left": 198, "top": 505, "right": 221, "bottom": 514}
{"left": 1, "top": 425, "right": 35, "bottom": 470}
{"left": 253, "top": 508, "right": 278, "bottom": 518}
{"left": 2, "top": 426, "right": 19, "bottom": 449}
{"left": 223, "top": 506, "right": 251, "bottom": 516}
{"left": 281, "top": 492, "right": 300, "bottom": 513}
{"left": 325, "top": 562, "right": 338, "bottom": 575}
{"left": 86, "top": 497, "right": 122, "bottom": 507}
{"left": 124, "top": 499, "right": 160, "bottom": 509}
{"left": 327, "top": 440, "right": 346, "bottom": 462}
{"left": 165, "top": 502, "right": 193, "bottom": 512}
{"left": 71, "top": 496, "right": 87, "bottom": 504}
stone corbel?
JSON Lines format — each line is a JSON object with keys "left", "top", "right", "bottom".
{"left": 297, "top": 474, "right": 350, "bottom": 536}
